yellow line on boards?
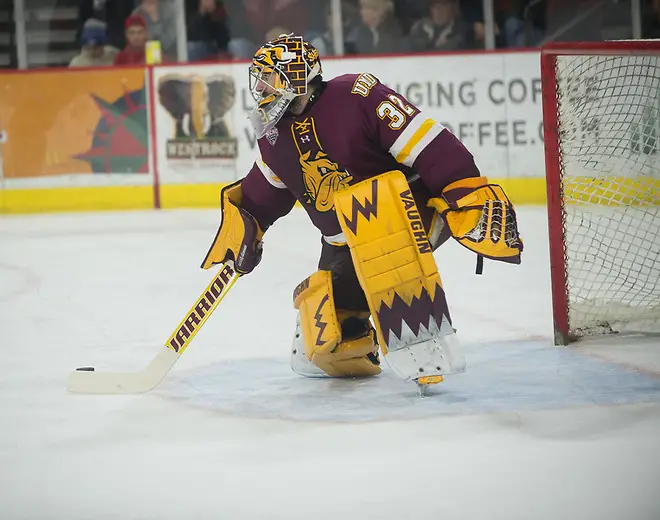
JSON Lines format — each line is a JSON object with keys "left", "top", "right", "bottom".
{"left": 0, "top": 186, "right": 154, "bottom": 213}
{"left": 0, "top": 178, "right": 553, "bottom": 214}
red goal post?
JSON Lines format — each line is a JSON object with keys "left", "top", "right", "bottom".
{"left": 541, "top": 40, "right": 660, "bottom": 346}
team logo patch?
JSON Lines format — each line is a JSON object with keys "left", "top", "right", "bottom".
{"left": 291, "top": 117, "right": 352, "bottom": 212}
{"left": 266, "top": 127, "right": 279, "bottom": 146}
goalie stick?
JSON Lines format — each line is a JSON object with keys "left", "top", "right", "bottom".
{"left": 66, "top": 262, "right": 240, "bottom": 394}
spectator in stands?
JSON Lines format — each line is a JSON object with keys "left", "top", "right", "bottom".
{"left": 77, "top": 0, "right": 135, "bottom": 52}
{"left": 409, "top": 0, "right": 472, "bottom": 51}
{"left": 70, "top": 18, "right": 119, "bottom": 67}
{"left": 186, "top": 0, "right": 231, "bottom": 61}
{"left": 113, "top": 15, "right": 148, "bottom": 65}
{"left": 353, "top": 0, "right": 410, "bottom": 54}
{"left": 132, "top": 0, "right": 178, "bottom": 58}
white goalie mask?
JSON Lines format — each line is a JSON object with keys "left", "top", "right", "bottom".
{"left": 248, "top": 34, "right": 322, "bottom": 139}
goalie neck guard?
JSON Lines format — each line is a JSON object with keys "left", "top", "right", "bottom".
{"left": 248, "top": 34, "right": 322, "bottom": 139}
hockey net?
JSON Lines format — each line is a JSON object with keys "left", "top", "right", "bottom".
{"left": 542, "top": 41, "right": 660, "bottom": 345}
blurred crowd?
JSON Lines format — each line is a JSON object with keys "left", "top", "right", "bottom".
{"left": 65, "top": 0, "right": 660, "bottom": 67}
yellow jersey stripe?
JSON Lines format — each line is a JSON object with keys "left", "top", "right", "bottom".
{"left": 395, "top": 118, "right": 437, "bottom": 164}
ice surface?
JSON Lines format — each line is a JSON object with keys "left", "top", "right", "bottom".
{"left": 0, "top": 206, "right": 659, "bottom": 520}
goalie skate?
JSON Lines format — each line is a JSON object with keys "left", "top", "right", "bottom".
{"left": 384, "top": 315, "right": 466, "bottom": 384}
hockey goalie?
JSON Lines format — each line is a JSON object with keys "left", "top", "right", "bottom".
{"left": 201, "top": 34, "right": 523, "bottom": 391}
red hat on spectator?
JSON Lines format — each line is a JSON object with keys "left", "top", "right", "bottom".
{"left": 125, "top": 15, "right": 147, "bottom": 29}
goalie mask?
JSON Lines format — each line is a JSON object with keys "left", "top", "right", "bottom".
{"left": 248, "top": 34, "right": 322, "bottom": 139}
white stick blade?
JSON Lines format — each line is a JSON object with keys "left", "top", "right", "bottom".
{"left": 66, "top": 347, "right": 179, "bottom": 394}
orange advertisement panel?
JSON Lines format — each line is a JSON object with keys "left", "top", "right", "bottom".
{"left": 0, "top": 68, "right": 148, "bottom": 179}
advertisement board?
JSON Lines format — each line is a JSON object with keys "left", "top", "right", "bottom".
{"left": 152, "top": 64, "right": 243, "bottom": 185}
{"left": 0, "top": 50, "right": 547, "bottom": 212}
{"left": 0, "top": 68, "right": 151, "bottom": 189}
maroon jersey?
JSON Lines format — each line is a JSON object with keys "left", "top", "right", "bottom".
{"left": 240, "top": 73, "right": 479, "bottom": 244}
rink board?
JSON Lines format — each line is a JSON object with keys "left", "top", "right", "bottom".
{"left": 1, "top": 51, "right": 550, "bottom": 213}
{"left": 0, "top": 177, "right": 547, "bottom": 213}
{"left": 155, "top": 338, "right": 660, "bottom": 423}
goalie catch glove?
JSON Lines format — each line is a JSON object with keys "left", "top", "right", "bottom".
{"left": 201, "top": 180, "right": 264, "bottom": 274}
{"left": 427, "top": 177, "right": 523, "bottom": 268}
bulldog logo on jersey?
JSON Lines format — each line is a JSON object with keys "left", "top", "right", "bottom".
{"left": 292, "top": 117, "right": 352, "bottom": 212}
{"left": 299, "top": 150, "right": 352, "bottom": 211}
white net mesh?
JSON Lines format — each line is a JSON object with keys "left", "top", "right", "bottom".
{"left": 555, "top": 52, "right": 660, "bottom": 337}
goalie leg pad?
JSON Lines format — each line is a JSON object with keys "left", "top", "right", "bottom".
{"left": 333, "top": 170, "right": 466, "bottom": 382}
{"left": 292, "top": 271, "right": 381, "bottom": 378}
